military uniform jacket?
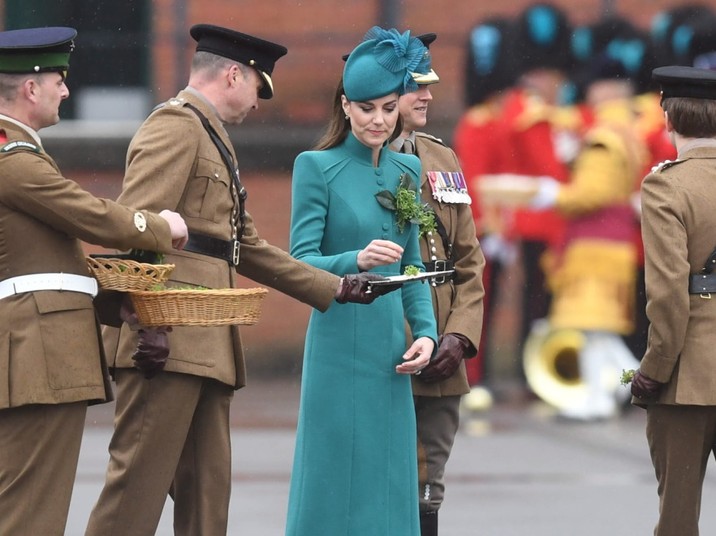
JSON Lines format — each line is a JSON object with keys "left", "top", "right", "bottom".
{"left": 0, "top": 118, "right": 173, "bottom": 409}
{"left": 639, "top": 142, "right": 716, "bottom": 405}
{"left": 411, "top": 133, "right": 486, "bottom": 397}
{"left": 452, "top": 101, "right": 510, "bottom": 232}
{"left": 105, "top": 89, "right": 339, "bottom": 389}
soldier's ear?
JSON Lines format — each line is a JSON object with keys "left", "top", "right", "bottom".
{"left": 663, "top": 110, "right": 674, "bottom": 133}
{"left": 23, "top": 77, "right": 39, "bottom": 102}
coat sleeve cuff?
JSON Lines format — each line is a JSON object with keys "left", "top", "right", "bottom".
{"left": 639, "top": 349, "right": 678, "bottom": 383}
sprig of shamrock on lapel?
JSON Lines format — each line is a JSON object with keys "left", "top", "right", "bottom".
{"left": 375, "top": 173, "right": 437, "bottom": 237}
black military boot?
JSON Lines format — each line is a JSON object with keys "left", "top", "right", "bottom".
{"left": 420, "top": 510, "right": 438, "bottom": 536}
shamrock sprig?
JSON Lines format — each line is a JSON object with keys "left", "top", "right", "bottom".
{"left": 375, "top": 173, "right": 436, "bottom": 237}
{"left": 403, "top": 265, "right": 422, "bottom": 276}
{"left": 620, "top": 369, "right": 636, "bottom": 386}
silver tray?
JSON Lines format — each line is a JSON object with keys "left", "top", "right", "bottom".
{"left": 367, "top": 270, "right": 454, "bottom": 286}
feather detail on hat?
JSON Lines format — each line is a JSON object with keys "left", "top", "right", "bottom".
{"left": 362, "top": 26, "right": 427, "bottom": 94}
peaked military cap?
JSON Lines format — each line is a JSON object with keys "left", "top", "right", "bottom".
{"left": 653, "top": 65, "right": 716, "bottom": 101}
{"left": 190, "top": 24, "right": 287, "bottom": 99}
{"left": 411, "top": 33, "right": 440, "bottom": 85}
{"left": 0, "top": 26, "right": 76, "bottom": 77}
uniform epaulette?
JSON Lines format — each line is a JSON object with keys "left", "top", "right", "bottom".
{"left": 152, "top": 97, "right": 186, "bottom": 112}
{"left": 415, "top": 132, "right": 445, "bottom": 147}
{"left": 463, "top": 105, "right": 496, "bottom": 126}
{"left": 651, "top": 159, "right": 683, "bottom": 173}
{"left": 0, "top": 140, "right": 40, "bottom": 154}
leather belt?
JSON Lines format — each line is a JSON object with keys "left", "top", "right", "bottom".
{"left": 424, "top": 260, "right": 454, "bottom": 272}
{"left": 184, "top": 232, "right": 240, "bottom": 266}
{"left": 689, "top": 272, "right": 716, "bottom": 295}
{"left": 424, "top": 259, "right": 454, "bottom": 285}
{"left": 0, "top": 273, "right": 98, "bottom": 300}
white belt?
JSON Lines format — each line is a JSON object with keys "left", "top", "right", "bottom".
{"left": 0, "top": 273, "right": 98, "bottom": 300}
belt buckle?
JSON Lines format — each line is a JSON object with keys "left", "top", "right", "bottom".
{"left": 432, "top": 259, "right": 447, "bottom": 285}
{"left": 231, "top": 240, "right": 240, "bottom": 266}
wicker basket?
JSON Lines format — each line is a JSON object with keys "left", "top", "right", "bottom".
{"left": 86, "top": 257, "right": 175, "bottom": 292}
{"left": 129, "top": 287, "right": 269, "bottom": 327}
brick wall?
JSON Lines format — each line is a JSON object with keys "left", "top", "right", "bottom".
{"left": 147, "top": 0, "right": 699, "bottom": 129}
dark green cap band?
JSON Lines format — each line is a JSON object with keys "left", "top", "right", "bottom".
{"left": 0, "top": 26, "right": 76, "bottom": 76}
{"left": 0, "top": 51, "right": 70, "bottom": 73}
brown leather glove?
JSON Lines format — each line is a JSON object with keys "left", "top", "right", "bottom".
{"left": 419, "top": 333, "right": 476, "bottom": 383}
{"left": 132, "top": 326, "right": 172, "bottom": 379}
{"left": 336, "top": 273, "right": 402, "bottom": 304}
{"left": 630, "top": 369, "right": 663, "bottom": 400}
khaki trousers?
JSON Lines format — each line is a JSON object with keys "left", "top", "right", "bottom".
{"left": 414, "top": 395, "right": 461, "bottom": 513}
{"left": 646, "top": 404, "right": 716, "bottom": 536}
{"left": 0, "top": 402, "right": 87, "bottom": 536}
{"left": 86, "top": 370, "right": 233, "bottom": 536}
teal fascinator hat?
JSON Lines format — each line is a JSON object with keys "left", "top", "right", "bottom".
{"left": 343, "top": 26, "right": 431, "bottom": 101}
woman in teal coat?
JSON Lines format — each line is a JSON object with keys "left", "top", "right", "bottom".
{"left": 286, "top": 29, "right": 438, "bottom": 535}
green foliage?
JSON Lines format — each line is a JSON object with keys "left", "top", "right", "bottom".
{"left": 620, "top": 369, "right": 636, "bottom": 385}
{"left": 403, "top": 265, "right": 421, "bottom": 276}
{"left": 375, "top": 173, "right": 437, "bottom": 237}
{"left": 129, "top": 249, "right": 165, "bottom": 264}
{"left": 148, "top": 283, "right": 209, "bottom": 291}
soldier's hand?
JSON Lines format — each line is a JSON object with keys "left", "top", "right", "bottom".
{"left": 159, "top": 209, "right": 189, "bottom": 250}
{"left": 630, "top": 369, "right": 663, "bottom": 400}
{"left": 132, "top": 326, "right": 172, "bottom": 379}
{"left": 419, "top": 333, "right": 476, "bottom": 383}
{"left": 335, "top": 273, "right": 402, "bottom": 304}
{"left": 529, "top": 176, "right": 560, "bottom": 210}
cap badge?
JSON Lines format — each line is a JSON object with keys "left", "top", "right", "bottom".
{"left": 133, "top": 212, "right": 147, "bottom": 232}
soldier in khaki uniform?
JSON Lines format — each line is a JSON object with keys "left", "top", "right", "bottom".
{"left": 392, "top": 33, "right": 485, "bottom": 536}
{"left": 0, "top": 27, "right": 188, "bottom": 536}
{"left": 631, "top": 66, "right": 716, "bottom": 536}
{"left": 86, "top": 24, "right": 392, "bottom": 536}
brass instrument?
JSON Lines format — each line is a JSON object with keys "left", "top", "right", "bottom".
{"left": 523, "top": 319, "right": 588, "bottom": 410}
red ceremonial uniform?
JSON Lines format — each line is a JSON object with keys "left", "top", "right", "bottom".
{"left": 496, "top": 88, "right": 590, "bottom": 247}
{"left": 453, "top": 98, "right": 509, "bottom": 385}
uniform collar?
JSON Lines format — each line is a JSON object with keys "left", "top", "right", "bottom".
{"left": 0, "top": 113, "right": 42, "bottom": 147}
{"left": 678, "top": 138, "right": 716, "bottom": 158}
{"left": 184, "top": 85, "right": 222, "bottom": 122}
{"left": 180, "top": 86, "right": 231, "bottom": 141}
{"left": 391, "top": 131, "right": 417, "bottom": 154}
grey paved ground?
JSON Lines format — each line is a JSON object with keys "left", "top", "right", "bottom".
{"left": 65, "top": 379, "right": 716, "bottom": 535}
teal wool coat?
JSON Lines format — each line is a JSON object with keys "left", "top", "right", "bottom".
{"left": 286, "top": 133, "right": 438, "bottom": 535}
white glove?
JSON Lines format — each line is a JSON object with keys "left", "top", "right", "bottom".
{"left": 529, "top": 177, "right": 560, "bottom": 210}
{"left": 480, "top": 233, "right": 518, "bottom": 265}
